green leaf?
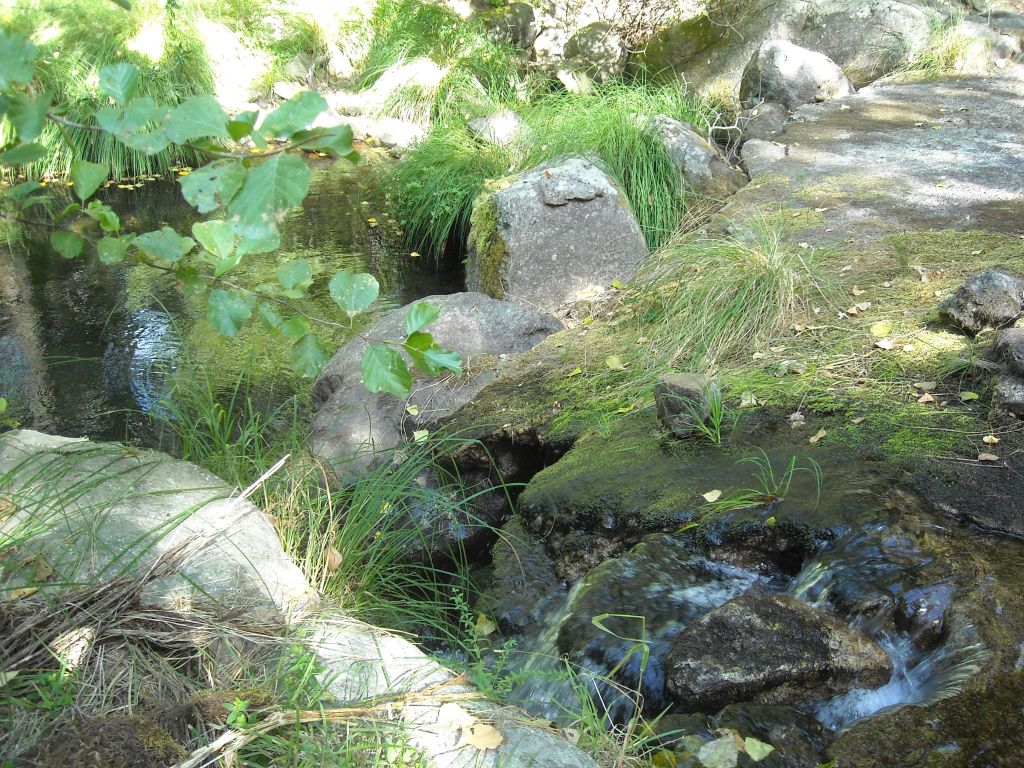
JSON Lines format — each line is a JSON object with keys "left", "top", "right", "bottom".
{"left": 260, "top": 91, "right": 327, "bottom": 138}
{"left": 405, "top": 331, "right": 461, "bottom": 376}
{"left": 213, "top": 252, "right": 243, "bottom": 277}
{"left": 3, "top": 180, "right": 40, "bottom": 202}
{"left": 605, "top": 355, "right": 626, "bottom": 371}
{"left": 227, "top": 154, "right": 311, "bottom": 240}
{"left": 405, "top": 301, "right": 440, "bottom": 335}
{"left": 179, "top": 159, "right": 244, "bottom": 213}
{"left": 135, "top": 226, "right": 194, "bottom": 263}
{"left": 99, "top": 63, "right": 139, "bottom": 104}
{"left": 50, "top": 230, "right": 84, "bottom": 260}
{"left": 85, "top": 200, "right": 120, "bottom": 232}
{"left": 697, "top": 734, "right": 741, "bottom": 768}
{"left": 97, "top": 236, "right": 129, "bottom": 265}
{"left": 235, "top": 229, "right": 280, "bottom": 256}
{"left": 277, "top": 258, "right": 312, "bottom": 298}
{"left": 290, "top": 333, "right": 328, "bottom": 377}
{"left": 164, "top": 95, "right": 230, "bottom": 143}
{"left": 71, "top": 160, "right": 108, "bottom": 202}
{"left": 256, "top": 302, "right": 284, "bottom": 331}
{"left": 207, "top": 288, "right": 254, "bottom": 336}
{"left": 280, "top": 315, "right": 311, "bottom": 338}
{"left": 329, "top": 270, "right": 379, "bottom": 317}
{"left": 0, "top": 142, "right": 44, "bottom": 165}
{"left": 0, "top": 32, "right": 38, "bottom": 90}
{"left": 8, "top": 92, "right": 51, "bottom": 142}
{"left": 111, "top": 0, "right": 132, "bottom": 8}
{"left": 227, "top": 110, "right": 259, "bottom": 141}
{"left": 362, "top": 344, "right": 413, "bottom": 398}
{"left": 959, "top": 391, "right": 980, "bottom": 401}
{"left": 310, "top": 123, "right": 355, "bottom": 157}
{"left": 192, "top": 219, "right": 236, "bottom": 260}
{"left": 97, "top": 97, "right": 171, "bottom": 154}
{"left": 743, "top": 738, "right": 775, "bottom": 762}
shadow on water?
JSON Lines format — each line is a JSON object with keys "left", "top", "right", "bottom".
{"left": 0, "top": 154, "right": 461, "bottom": 444}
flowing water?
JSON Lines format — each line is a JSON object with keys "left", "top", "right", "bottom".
{"left": 0, "top": 155, "right": 459, "bottom": 443}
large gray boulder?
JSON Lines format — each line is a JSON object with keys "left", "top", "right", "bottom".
{"left": 310, "top": 292, "right": 561, "bottom": 480}
{"left": 665, "top": 594, "right": 892, "bottom": 711}
{"left": 466, "top": 156, "right": 648, "bottom": 312}
{"left": 0, "top": 430, "right": 313, "bottom": 613}
{"left": 646, "top": 115, "right": 747, "bottom": 197}
{"left": 483, "top": 2, "right": 539, "bottom": 50}
{"left": 740, "top": 40, "right": 854, "bottom": 110}
{"left": 562, "top": 22, "right": 629, "bottom": 83}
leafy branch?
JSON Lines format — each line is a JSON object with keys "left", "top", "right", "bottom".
{"left": 0, "top": 30, "right": 461, "bottom": 394}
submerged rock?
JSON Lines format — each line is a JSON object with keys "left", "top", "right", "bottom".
{"left": 665, "top": 594, "right": 892, "bottom": 711}
{"left": 740, "top": 40, "right": 854, "bottom": 110}
{"left": 654, "top": 372, "right": 719, "bottom": 439}
{"left": 712, "top": 703, "right": 833, "bottom": 768}
{"left": 938, "top": 268, "right": 1024, "bottom": 335}
{"left": 477, "top": 518, "right": 561, "bottom": 633}
{"left": 466, "top": 156, "right": 648, "bottom": 312}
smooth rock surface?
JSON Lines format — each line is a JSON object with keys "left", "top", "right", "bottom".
{"left": 665, "top": 594, "right": 892, "bottom": 711}
{"left": 310, "top": 292, "right": 561, "bottom": 480}
{"left": 0, "top": 430, "right": 313, "bottom": 613}
{"left": 740, "top": 40, "right": 854, "bottom": 110}
{"left": 939, "top": 268, "right": 1024, "bottom": 335}
{"left": 740, "top": 101, "right": 789, "bottom": 143}
{"left": 562, "top": 22, "right": 628, "bottom": 83}
{"left": 466, "top": 156, "right": 648, "bottom": 312}
{"left": 741, "top": 138, "right": 787, "bottom": 176}
{"left": 993, "top": 374, "right": 1024, "bottom": 417}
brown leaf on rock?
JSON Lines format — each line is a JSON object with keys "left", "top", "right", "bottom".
{"left": 460, "top": 723, "right": 504, "bottom": 750}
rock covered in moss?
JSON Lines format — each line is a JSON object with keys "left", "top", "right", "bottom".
{"left": 482, "top": 2, "right": 539, "bottom": 50}
{"left": 665, "top": 594, "right": 892, "bottom": 711}
{"left": 654, "top": 372, "right": 719, "bottom": 439}
{"left": 939, "top": 268, "right": 1024, "bottom": 335}
{"left": 466, "top": 156, "right": 648, "bottom": 312}
{"left": 645, "top": 116, "right": 747, "bottom": 197}
{"left": 740, "top": 40, "right": 854, "bottom": 110}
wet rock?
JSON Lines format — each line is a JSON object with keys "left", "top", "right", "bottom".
{"left": 555, "top": 534, "right": 771, "bottom": 718}
{"left": 562, "top": 22, "right": 628, "bottom": 83}
{"left": 34, "top": 715, "right": 187, "bottom": 768}
{"left": 938, "top": 268, "right": 1024, "bottom": 335}
{"left": 895, "top": 582, "right": 955, "bottom": 651}
{"left": 665, "top": 594, "right": 892, "bottom": 711}
{"left": 740, "top": 40, "right": 854, "bottom": 110}
{"left": 310, "top": 292, "right": 561, "bottom": 481}
{"left": 701, "top": 515, "right": 831, "bottom": 576}
{"left": 468, "top": 109, "right": 526, "bottom": 147}
{"left": 993, "top": 374, "right": 1024, "bottom": 418}
{"left": 741, "top": 139, "right": 787, "bottom": 177}
{"left": 654, "top": 373, "right": 718, "bottom": 439}
{"left": 740, "top": 101, "right": 788, "bottom": 144}
{"left": 995, "top": 327, "right": 1024, "bottom": 377}
{"left": 477, "top": 518, "right": 561, "bottom": 633}
{"left": 466, "top": 156, "right": 648, "bottom": 312}
{"left": 712, "top": 704, "right": 832, "bottom": 768}
{"left": 645, "top": 116, "right": 747, "bottom": 197}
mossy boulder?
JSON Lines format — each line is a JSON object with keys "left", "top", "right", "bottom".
{"left": 465, "top": 156, "right": 648, "bottom": 312}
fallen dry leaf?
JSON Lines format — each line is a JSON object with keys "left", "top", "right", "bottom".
{"left": 460, "top": 723, "right": 504, "bottom": 750}
{"left": 437, "top": 703, "right": 476, "bottom": 730}
{"left": 875, "top": 338, "right": 896, "bottom": 350}
{"left": 9, "top": 587, "right": 38, "bottom": 600}
{"left": 702, "top": 490, "right": 723, "bottom": 503}
{"left": 983, "top": 435, "right": 1001, "bottom": 445}
{"left": 809, "top": 428, "right": 827, "bottom": 444}
{"left": 978, "top": 453, "right": 1000, "bottom": 462}
{"left": 851, "top": 416, "right": 867, "bottom": 425}
{"left": 918, "top": 393, "right": 935, "bottom": 404}
{"left": 913, "top": 382, "right": 937, "bottom": 392}
{"left": 739, "top": 391, "right": 759, "bottom": 408}
{"left": 852, "top": 287, "right": 866, "bottom": 296}
{"left": 325, "top": 546, "right": 343, "bottom": 573}
{"left": 854, "top": 301, "right": 872, "bottom": 312}
{"left": 869, "top": 321, "right": 892, "bottom": 337}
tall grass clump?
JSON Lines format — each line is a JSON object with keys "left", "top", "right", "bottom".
{"left": 155, "top": 362, "right": 477, "bottom": 640}
{"left": 391, "top": 81, "right": 723, "bottom": 259}
{"left": 355, "top": 0, "right": 530, "bottom": 124}
{"left": 630, "top": 216, "right": 839, "bottom": 371}
{"left": 3, "top": 0, "right": 212, "bottom": 178}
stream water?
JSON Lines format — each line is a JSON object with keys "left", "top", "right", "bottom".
{"left": 0, "top": 154, "right": 459, "bottom": 444}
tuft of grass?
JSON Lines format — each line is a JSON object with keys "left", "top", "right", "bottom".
{"left": 630, "top": 215, "right": 840, "bottom": 372}
{"left": 3, "top": 0, "right": 212, "bottom": 179}
{"left": 902, "top": 13, "right": 990, "bottom": 78}
{"left": 391, "top": 81, "right": 723, "bottom": 260}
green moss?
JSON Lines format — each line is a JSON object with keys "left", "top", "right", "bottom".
{"left": 467, "top": 186, "right": 509, "bottom": 300}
